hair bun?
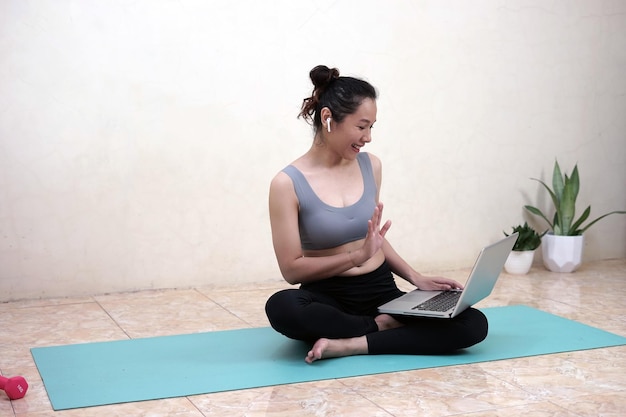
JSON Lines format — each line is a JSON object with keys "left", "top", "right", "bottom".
{"left": 309, "top": 65, "right": 340, "bottom": 89}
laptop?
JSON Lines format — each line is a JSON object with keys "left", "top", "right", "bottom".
{"left": 378, "top": 233, "right": 518, "bottom": 318}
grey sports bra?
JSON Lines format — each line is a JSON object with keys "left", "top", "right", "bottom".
{"left": 282, "top": 152, "right": 377, "bottom": 250}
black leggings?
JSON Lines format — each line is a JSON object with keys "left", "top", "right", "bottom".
{"left": 265, "top": 264, "right": 488, "bottom": 355}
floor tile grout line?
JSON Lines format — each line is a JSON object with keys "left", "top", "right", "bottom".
{"left": 193, "top": 288, "right": 255, "bottom": 328}
{"left": 186, "top": 395, "right": 208, "bottom": 417}
{"left": 335, "top": 377, "right": 398, "bottom": 416}
{"left": 93, "top": 299, "right": 133, "bottom": 340}
{"left": 546, "top": 400, "right": 586, "bottom": 417}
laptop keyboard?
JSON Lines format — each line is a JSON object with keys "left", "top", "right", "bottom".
{"left": 411, "top": 291, "right": 462, "bottom": 312}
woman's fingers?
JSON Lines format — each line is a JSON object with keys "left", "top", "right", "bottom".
{"left": 371, "top": 202, "right": 384, "bottom": 227}
{"left": 380, "top": 219, "right": 392, "bottom": 237}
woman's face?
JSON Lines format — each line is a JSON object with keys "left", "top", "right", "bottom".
{"left": 331, "top": 98, "right": 377, "bottom": 158}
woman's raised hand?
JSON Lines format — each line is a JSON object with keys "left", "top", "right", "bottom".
{"left": 361, "top": 202, "right": 391, "bottom": 261}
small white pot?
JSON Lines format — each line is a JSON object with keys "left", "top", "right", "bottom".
{"left": 504, "top": 250, "right": 535, "bottom": 275}
{"left": 541, "top": 233, "right": 584, "bottom": 273}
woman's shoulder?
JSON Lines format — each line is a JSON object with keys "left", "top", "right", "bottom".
{"left": 270, "top": 169, "right": 293, "bottom": 189}
{"left": 362, "top": 152, "right": 382, "bottom": 172}
{"left": 269, "top": 170, "right": 298, "bottom": 210}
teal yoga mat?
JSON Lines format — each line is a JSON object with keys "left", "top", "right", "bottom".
{"left": 31, "top": 305, "right": 626, "bottom": 410}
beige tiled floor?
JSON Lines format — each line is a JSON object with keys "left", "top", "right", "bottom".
{"left": 1, "top": 259, "right": 625, "bottom": 416}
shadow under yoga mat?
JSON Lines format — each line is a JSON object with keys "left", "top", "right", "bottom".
{"left": 31, "top": 305, "right": 626, "bottom": 410}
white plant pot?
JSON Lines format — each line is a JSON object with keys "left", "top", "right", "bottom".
{"left": 541, "top": 233, "right": 584, "bottom": 273}
{"left": 504, "top": 250, "right": 535, "bottom": 275}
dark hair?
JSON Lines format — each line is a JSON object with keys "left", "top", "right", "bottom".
{"left": 299, "top": 65, "right": 377, "bottom": 131}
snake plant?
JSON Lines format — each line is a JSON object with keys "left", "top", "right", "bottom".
{"left": 524, "top": 160, "right": 626, "bottom": 236}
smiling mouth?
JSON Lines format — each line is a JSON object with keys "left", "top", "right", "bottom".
{"left": 352, "top": 144, "right": 362, "bottom": 151}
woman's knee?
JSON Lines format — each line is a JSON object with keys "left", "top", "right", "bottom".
{"left": 265, "top": 289, "right": 307, "bottom": 329}
{"left": 265, "top": 289, "right": 316, "bottom": 340}
{"left": 265, "top": 289, "right": 292, "bottom": 319}
{"left": 461, "top": 308, "right": 489, "bottom": 347}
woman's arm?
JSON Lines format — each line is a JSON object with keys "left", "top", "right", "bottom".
{"left": 269, "top": 172, "right": 386, "bottom": 285}
{"left": 382, "top": 239, "right": 463, "bottom": 291}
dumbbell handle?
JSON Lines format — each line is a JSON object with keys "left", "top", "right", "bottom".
{"left": 0, "top": 375, "right": 29, "bottom": 400}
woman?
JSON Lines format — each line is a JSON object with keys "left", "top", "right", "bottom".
{"left": 265, "top": 65, "right": 488, "bottom": 364}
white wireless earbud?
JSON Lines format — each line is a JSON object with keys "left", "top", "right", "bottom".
{"left": 326, "top": 117, "right": 331, "bottom": 133}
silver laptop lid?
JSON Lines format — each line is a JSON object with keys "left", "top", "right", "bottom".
{"left": 448, "top": 232, "right": 518, "bottom": 317}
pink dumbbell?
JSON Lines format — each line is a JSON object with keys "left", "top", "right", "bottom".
{"left": 0, "top": 375, "right": 28, "bottom": 400}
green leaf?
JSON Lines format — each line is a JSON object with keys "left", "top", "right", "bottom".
{"left": 570, "top": 206, "right": 591, "bottom": 235}
{"left": 524, "top": 205, "right": 554, "bottom": 229}
{"left": 578, "top": 210, "right": 626, "bottom": 234}
{"left": 554, "top": 223, "right": 562, "bottom": 235}
{"left": 570, "top": 164, "right": 580, "bottom": 202}
{"left": 552, "top": 212, "right": 560, "bottom": 234}
{"left": 560, "top": 173, "right": 577, "bottom": 235}
{"left": 530, "top": 178, "right": 559, "bottom": 214}
{"left": 552, "top": 160, "right": 564, "bottom": 205}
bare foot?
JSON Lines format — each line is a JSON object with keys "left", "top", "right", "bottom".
{"left": 305, "top": 336, "right": 368, "bottom": 364}
{"left": 375, "top": 313, "right": 404, "bottom": 331}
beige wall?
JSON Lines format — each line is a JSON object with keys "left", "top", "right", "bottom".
{"left": 1, "top": 1, "right": 625, "bottom": 301}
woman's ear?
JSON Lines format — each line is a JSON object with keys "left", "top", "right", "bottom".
{"left": 320, "top": 107, "right": 332, "bottom": 132}
{"left": 320, "top": 107, "right": 332, "bottom": 123}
